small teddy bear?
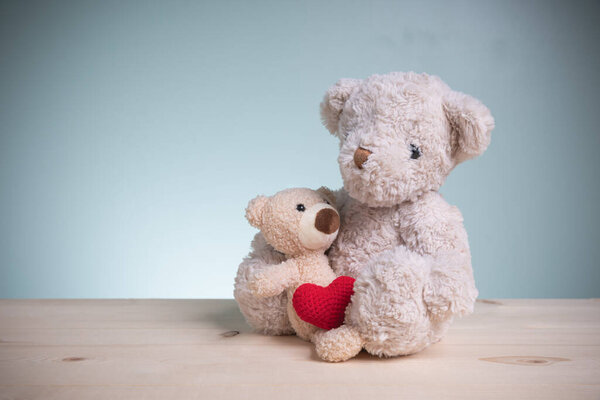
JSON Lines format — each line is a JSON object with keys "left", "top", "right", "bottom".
{"left": 244, "top": 187, "right": 352, "bottom": 344}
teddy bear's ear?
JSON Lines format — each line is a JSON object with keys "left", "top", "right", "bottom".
{"left": 245, "top": 195, "right": 268, "bottom": 229}
{"left": 320, "top": 78, "right": 362, "bottom": 138}
{"left": 316, "top": 186, "right": 336, "bottom": 207}
{"left": 444, "top": 90, "right": 495, "bottom": 165}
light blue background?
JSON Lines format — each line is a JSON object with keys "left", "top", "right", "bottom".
{"left": 1, "top": 0, "right": 599, "bottom": 298}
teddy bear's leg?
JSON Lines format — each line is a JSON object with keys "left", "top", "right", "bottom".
{"left": 312, "top": 325, "right": 364, "bottom": 362}
{"left": 345, "top": 246, "right": 437, "bottom": 357}
{"left": 234, "top": 233, "right": 293, "bottom": 335}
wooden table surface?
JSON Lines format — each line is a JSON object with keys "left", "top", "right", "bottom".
{"left": 0, "top": 299, "right": 598, "bottom": 399}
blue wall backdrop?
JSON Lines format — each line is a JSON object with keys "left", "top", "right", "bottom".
{"left": 1, "top": 0, "right": 599, "bottom": 298}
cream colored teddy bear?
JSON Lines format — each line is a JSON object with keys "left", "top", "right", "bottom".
{"left": 245, "top": 187, "right": 341, "bottom": 344}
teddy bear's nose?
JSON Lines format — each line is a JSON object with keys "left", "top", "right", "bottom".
{"left": 354, "top": 147, "right": 372, "bottom": 169}
{"left": 315, "top": 208, "right": 340, "bottom": 234}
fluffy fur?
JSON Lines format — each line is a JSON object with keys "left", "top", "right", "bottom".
{"left": 234, "top": 233, "right": 292, "bottom": 335}
{"left": 234, "top": 72, "right": 494, "bottom": 361}
{"left": 236, "top": 188, "right": 346, "bottom": 347}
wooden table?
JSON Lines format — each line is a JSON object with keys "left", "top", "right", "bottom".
{"left": 0, "top": 299, "right": 598, "bottom": 399}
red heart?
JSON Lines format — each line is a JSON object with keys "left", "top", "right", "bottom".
{"left": 292, "top": 276, "right": 356, "bottom": 330}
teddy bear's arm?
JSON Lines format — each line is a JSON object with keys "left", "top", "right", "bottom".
{"left": 399, "top": 192, "right": 478, "bottom": 320}
{"left": 248, "top": 260, "right": 301, "bottom": 298}
{"left": 234, "top": 233, "right": 294, "bottom": 335}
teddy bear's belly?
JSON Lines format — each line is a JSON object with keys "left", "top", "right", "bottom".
{"left": 328, "top": 200, "right": 403, "bottom": 278}
{"left": 286, "top": 267, "right": 336, "bottom": 300}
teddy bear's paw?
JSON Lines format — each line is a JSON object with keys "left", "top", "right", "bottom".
{"left": 248, "top": 273, "right": 282, "bottom": 298}
{"left": 313, "top": 325, "right": 364, "bottom": 362}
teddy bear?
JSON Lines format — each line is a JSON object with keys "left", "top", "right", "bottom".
{"left": 234, "top": 72, "right": 494, "bottom": 362}
{"left": 241, "top": 187, "right": 356, "bottom": 352}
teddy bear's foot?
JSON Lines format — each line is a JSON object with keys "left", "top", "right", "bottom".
{"left": 313, "top": 325, "right": 364, "bottom": 362}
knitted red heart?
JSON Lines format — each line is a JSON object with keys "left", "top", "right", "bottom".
{"left": 292, "top": 276, "right": 356, "bottom": 330}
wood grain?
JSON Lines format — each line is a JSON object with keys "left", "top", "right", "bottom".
{"left": 0, "top": 299, "right": 598, "bottom": 399}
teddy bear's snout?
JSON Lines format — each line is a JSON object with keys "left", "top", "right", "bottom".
{"left": 354, "top": 147, "right": 372, "bottom": 169}
{"left": 315, "top": 208, "right": 340, "bottom": 234}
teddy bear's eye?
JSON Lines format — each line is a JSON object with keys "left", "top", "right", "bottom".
{"left": 410, "top": 144, "right": 422, "bottom": 159}
{"left": 296, "top": 204, "right": 306, "bottom": 212}
{"left": 324, "top": 200, "right": 330, "bottom": 205}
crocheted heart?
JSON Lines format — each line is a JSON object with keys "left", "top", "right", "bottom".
{"left": 292, "top": 276, "right": 356, "bottom": 330}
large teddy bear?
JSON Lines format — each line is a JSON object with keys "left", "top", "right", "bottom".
{"left": 234, "top": 71, "right": 494, "bottom": 361}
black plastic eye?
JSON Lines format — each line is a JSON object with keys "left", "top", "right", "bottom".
{"left": 410, "top": 144, "right": 421, "bottom": 159}
{"left": 325, "top": 200, "right": 330, "bottom": 205}
{"left": 296, "top": 204, "right": 305, "bottom": 212}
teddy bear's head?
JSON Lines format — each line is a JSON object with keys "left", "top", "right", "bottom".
{"left": 245, "top": 187, "right": 340, "bottom": 257}
{"left": 320, "top": 72, "right": 495, "bottom": 207}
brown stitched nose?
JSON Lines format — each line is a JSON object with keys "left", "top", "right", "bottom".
{"left": 354, "top": 147, "right": 372, "bottom": 169}
{"left": 314, "top": 208, "right": 340, "bottom": 234}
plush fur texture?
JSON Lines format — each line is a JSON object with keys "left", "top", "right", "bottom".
{"left": 236, "top": 188, "right": 348, "bottom": 348}
{"left": 234, "top": 72, "right": 494, "bottom": 362}
{"left": 234, "top": 233, "right": 292, "bottom": 335}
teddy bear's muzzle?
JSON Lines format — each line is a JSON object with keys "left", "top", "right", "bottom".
{"left": 315, "top": 208, "right": 340, "bottom": 234}
{"left": 299, "top": 204, "right": 340, "bottom": 250}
